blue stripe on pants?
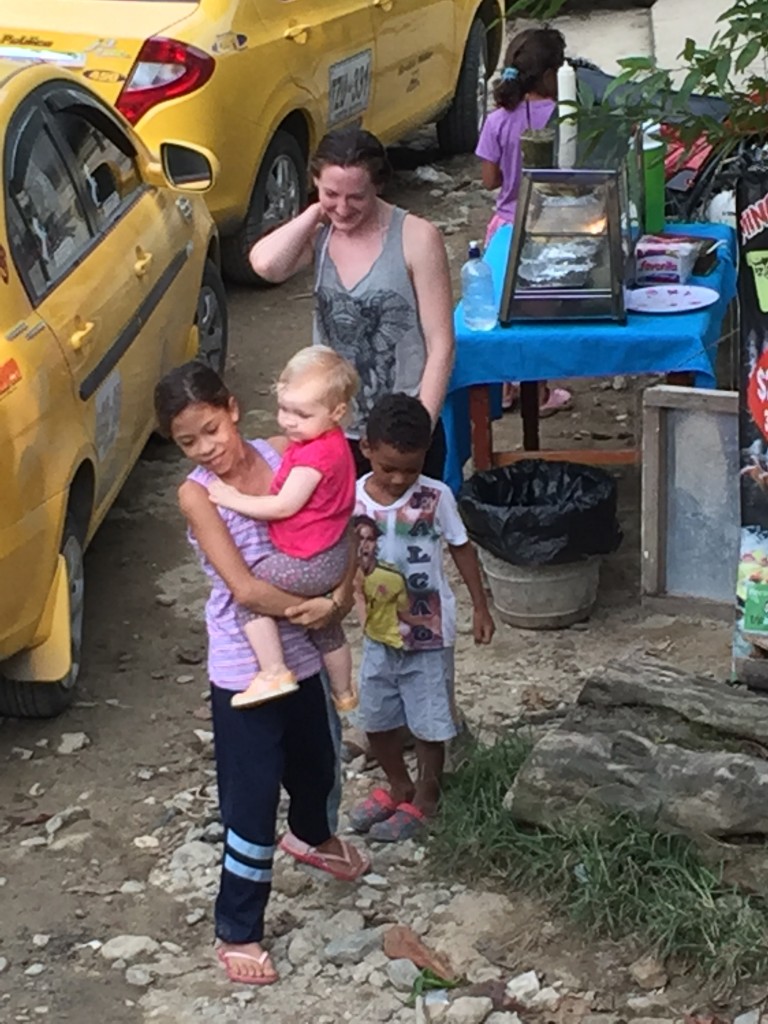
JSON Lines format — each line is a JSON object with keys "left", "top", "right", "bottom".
{"left": 223, "top": 854, "right": 272, "bottom": 883}
{"left": 226, "top": 829, "right": 275, "bottom": 862}
{"left": 210, "top": 673, "right": 335, "bottom": 944}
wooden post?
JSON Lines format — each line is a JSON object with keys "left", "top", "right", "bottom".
{"left": 520, "top": 381, "right": 540, "bottom": 450}
{"left": 468, "top": 384, "right": 493, "bottom": 471}
{"left": 666, "top": 371, "right": 694, "bottom": 387}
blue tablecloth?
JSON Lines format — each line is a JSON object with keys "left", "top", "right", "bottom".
{"left": 443, "top": 221, "right": 738, "bottom": 493}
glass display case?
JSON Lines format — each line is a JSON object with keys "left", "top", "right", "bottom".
{"left": 499, "top": 167, "right": 631, "bottom": 324}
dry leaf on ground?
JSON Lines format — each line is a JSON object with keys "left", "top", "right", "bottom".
{"left": 383, "top": 925, "right": 456, "bottom": 980}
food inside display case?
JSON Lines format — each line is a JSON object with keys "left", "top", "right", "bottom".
{"left": 517, "top": 237, "right": 603, "bottom": 289}
{"left": 517, "top": 185, "right": 610, "bottom": 289}
{"left": 500, "top": 168, "right": 632, "bottom": 324}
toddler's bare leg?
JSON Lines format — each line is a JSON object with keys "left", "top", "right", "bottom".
{"left": 242, "top": 616, "right": 288, "bottom": 676}
{"left": 322, "top": 643, "right": 357, "bottom": 712}
{"left": 231, "top": 616, "right": 298, "bottom": 709}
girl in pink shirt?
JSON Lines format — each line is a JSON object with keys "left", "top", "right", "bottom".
{"left": 208, "top": 346, "right": 358, "bottom": 712}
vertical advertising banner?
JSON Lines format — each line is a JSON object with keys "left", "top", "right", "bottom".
{"left": 734, "top": 167, "right": 768, "bottom": 686}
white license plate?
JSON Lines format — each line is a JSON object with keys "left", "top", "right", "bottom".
{"left": 328, "top": 50, "right": 372, "bottom": 126}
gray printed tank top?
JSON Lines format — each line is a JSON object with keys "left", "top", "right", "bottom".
{"left": 313, "top": 206, "right": 426, "bottom": 438}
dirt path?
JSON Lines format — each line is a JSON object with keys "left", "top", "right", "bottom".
{"left": 0, "top": 147, "right": 731, "bottom": 1023}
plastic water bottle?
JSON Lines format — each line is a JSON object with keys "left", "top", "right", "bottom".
{"left": 461, "top": 241, "right": 497, "bottom": 331}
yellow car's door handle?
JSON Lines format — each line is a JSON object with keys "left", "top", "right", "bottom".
{"left": 284, "top": 24, "right": 309, "bottom": 44}
{"left": 70, "top": 320, "right": 95, "bottom": 352}
{"left": 373, "top": 0, "right": 393, "bottom": 9}
{"left": 134, "top": 250, "right": 154, "bottom": 277}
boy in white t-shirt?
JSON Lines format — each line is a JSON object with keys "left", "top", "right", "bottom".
{"left": 349, "top": 394, "right": 495, "bottom": 842}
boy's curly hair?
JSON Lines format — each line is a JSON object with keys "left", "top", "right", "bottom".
{"left": 364, "top": 393, "right": 432, "bottom": 453}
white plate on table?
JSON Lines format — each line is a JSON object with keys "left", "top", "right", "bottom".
{"left": 625, "top": 284, "right": 719, "bottom": 314}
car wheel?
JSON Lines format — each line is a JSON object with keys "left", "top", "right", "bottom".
{"left": 0, "top": 517, "right": 85, "bottom": 719}
{"left": 221, "top": 129, "right": 308, "bottom": 286}
{"left": 437, "top": 19, "right": 488, "bottom": 156}
{"left": 196, "top": 260, "right": 229, "bottom": 375}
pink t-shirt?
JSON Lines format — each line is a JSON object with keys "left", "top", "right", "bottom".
{"left": 475, "top": 99, "right": 555, "bottom": 222}
{"left": 268, "top": 426, "right": 355, "bottom": 559}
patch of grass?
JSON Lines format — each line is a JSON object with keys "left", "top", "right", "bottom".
{"left": 428, "top": 736, "right": 768, "bottom": 989}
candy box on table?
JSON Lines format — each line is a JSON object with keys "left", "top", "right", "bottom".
{"left": 635, "top": 234, "right": 699, "bottom": 285}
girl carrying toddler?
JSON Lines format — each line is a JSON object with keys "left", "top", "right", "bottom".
{"left": 475, "top": 26, "right": 573, "bottom": 417}
{"left": 207, "top": 346, "right": 358, "bottom": 712}
{"left": 156, "top": 361, "right": 370, "bottom": 985}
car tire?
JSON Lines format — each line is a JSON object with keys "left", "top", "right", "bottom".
{"left": 437, "top": 19, "right": 488, "bottom": 156}
{"left": 196, "top": 260, "right": 229, "bottom": 375}
{"left": 221, "top": 130, "right": 307, "bottom": 286}
{"left": 0, "top": 516, "right": 85, "bottom": 719}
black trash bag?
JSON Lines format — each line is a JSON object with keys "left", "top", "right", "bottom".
{"left": 458, "top": 460, "right": 623, "bottom": 567}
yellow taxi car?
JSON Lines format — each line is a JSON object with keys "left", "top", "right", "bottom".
{"left": 0, "top": 58, "right": 228, "bottom": 718}
{"left": 0, "top": 0, "right": 504, "bottom": 283}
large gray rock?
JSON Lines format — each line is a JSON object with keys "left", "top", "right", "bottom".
{"left": 508, "top": 728, "right": 768, "bottom": 836}
{"left": 579, "top": 660, "right": 768, "bottom": 745}
{"left": 506, "top": 660, "right": 768, "bottom": 839}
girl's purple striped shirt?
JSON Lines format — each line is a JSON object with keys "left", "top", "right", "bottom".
{"left": 186, "top": 439, "right": 322, "bottom": 691}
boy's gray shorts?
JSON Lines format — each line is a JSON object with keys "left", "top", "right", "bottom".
{"left": 358, "top": 638, "right": 458, "bottom": 742}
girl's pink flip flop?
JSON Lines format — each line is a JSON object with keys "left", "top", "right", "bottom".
{"left": 217, "top": 947, "right": 278, "bottom": 986}
{"left": 539, "top": 387, "right": 573, "bottom": 418}
{"left": 279, "top": 832, "right": 370, "bottom": 881}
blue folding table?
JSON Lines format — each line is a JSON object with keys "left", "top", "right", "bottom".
{"left": 442, "top": 221, "right": 738, "bottom": 494}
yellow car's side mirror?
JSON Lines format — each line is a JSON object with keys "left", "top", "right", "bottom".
{"left": 142, "top": 143, "right": 219, "bottom": 193}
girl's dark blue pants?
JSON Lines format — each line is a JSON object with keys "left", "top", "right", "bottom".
{"left": 210, "top": 672, "right": 336, "bottom": 943}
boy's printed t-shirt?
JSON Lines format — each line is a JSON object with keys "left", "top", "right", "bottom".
{"left": 354, "top": 474, "right": 469, "bottom": 651}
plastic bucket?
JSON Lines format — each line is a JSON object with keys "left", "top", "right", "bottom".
{"left": 479, "top": 548, "right": 600, "bottom": 629}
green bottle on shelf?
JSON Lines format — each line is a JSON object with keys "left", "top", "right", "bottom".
{"left": 642, "top": 121, "right": 666, "bottom": 234}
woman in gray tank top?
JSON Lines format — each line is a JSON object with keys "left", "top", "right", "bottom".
{"left": 250, "top": 128, "right": 455, "bottom": 480}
